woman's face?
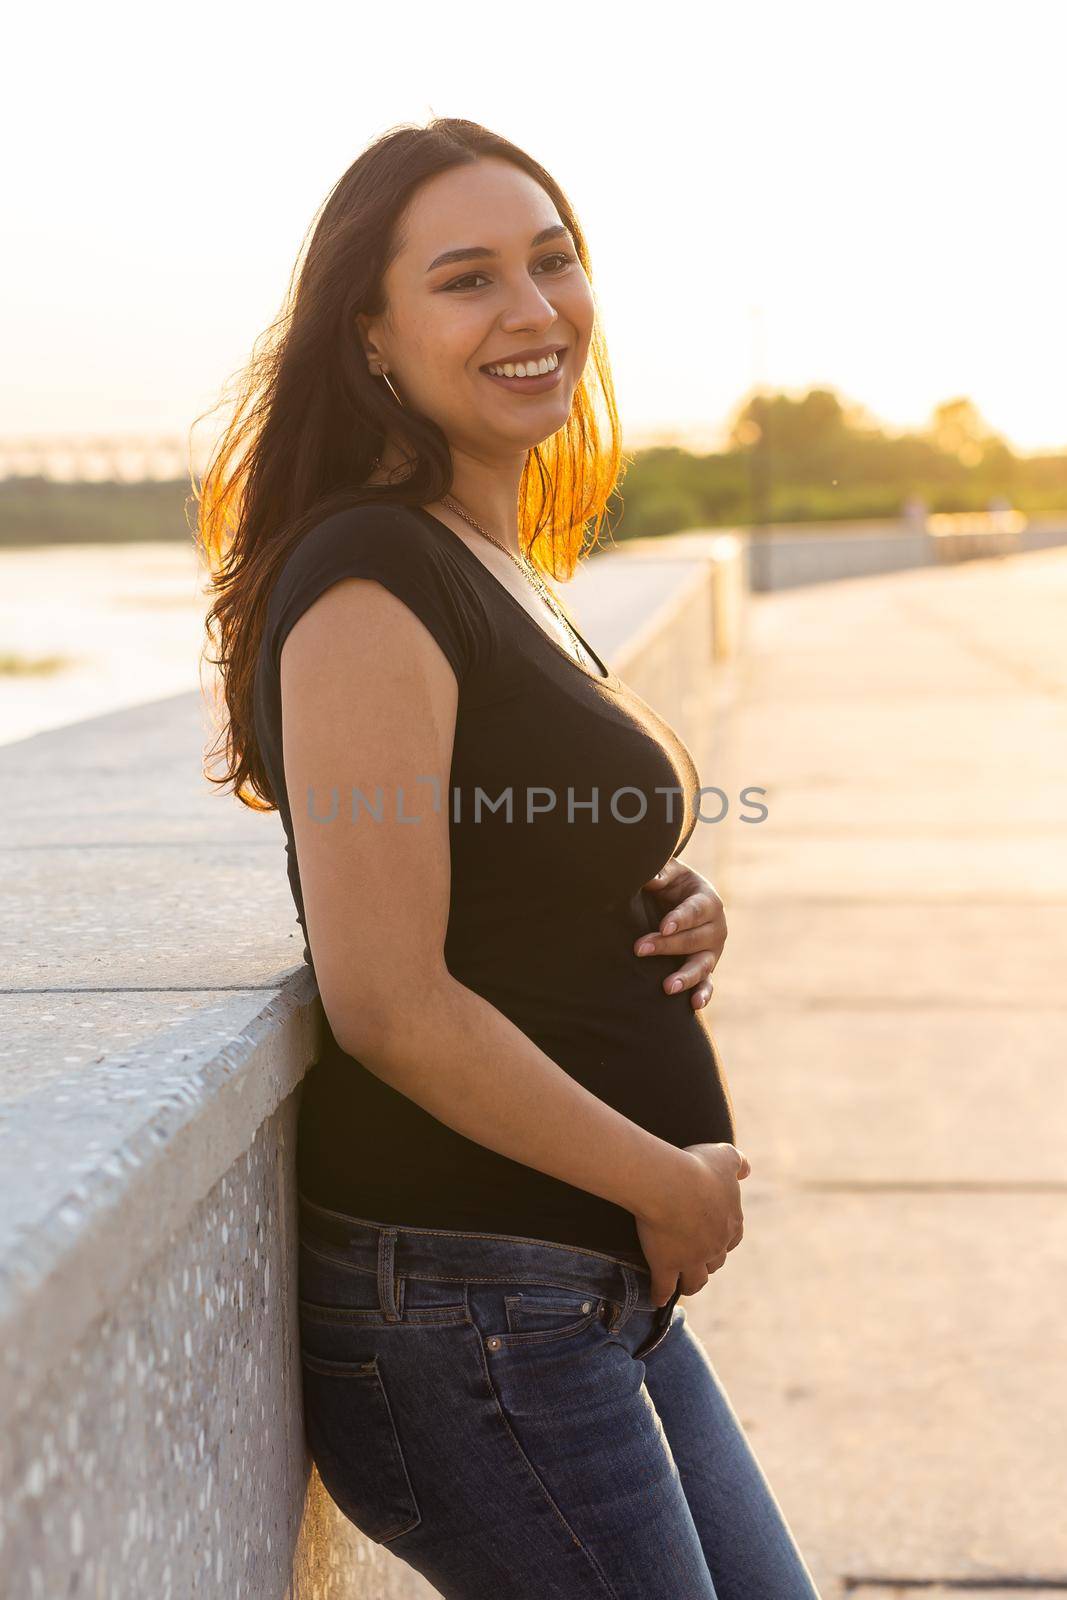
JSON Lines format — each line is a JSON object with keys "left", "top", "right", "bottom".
{"left": 358, "top": 158, "right": 595, "bottom": 462}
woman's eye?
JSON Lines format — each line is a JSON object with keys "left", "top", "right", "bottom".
{"left": 445, "top": 272, "right": 490, "bottom": 292}
{"left": 537, "top": 252, "right": 576, "bottom": 273}
{"left": 443, "top": 253, "right": 576, "bottom": 292}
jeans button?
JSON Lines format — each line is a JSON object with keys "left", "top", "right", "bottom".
{"left": 487, "top": 1335, "right": 501, "bottom": 1351}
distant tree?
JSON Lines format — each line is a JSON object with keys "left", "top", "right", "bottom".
{"left": 924, "top": 397, "right": 1001, "bottom": 467}
{"left": 728, "top": 388, "right": 850, "bottom": 456}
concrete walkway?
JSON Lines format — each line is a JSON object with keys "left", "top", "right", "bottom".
{"left": 681, "top": 547, "right": 1067, "bottom": 1598}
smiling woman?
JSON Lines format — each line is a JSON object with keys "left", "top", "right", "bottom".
{"left": 193, "top": 116, "right": 821, "bottom": 1600}
{"left": 352, "top": 156, "right": 598, "bottom": 510}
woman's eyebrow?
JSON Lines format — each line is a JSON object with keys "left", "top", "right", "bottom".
{"left": 426, "top": 224, "right": 571, "bottom": 273}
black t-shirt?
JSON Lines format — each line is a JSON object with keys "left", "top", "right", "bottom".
{"left": 253, "top": 502, "right": 736, "bottom": 1263}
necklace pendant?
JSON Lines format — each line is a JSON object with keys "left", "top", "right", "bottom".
{"left": 440, "top": 493, "right": 590, "bottom": 666}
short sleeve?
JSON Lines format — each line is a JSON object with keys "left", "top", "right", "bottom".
{"left": 266, "top": 504, "right": 483, "bottom": 684}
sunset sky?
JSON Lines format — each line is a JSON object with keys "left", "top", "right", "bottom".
{"left": 4, "top": 0, "right": 1063, "bottom": 456}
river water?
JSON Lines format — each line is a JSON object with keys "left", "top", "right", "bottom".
{"left": 0, "top": 541, "right": 215, "bottom": 746}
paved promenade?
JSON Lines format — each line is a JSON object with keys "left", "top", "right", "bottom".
{"left": 682, "top": 547, "right": 1067, "bottom": 1598}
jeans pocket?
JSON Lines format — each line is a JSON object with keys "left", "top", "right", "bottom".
{"left": 299, "top": 1350, "right": 421, "bottom": 1545}
{"left": 501, "top": 1286, "right": 604, "bottom": 1345}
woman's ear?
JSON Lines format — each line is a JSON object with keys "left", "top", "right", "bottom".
{"left": 354, "top": 310, "right": 384, "bottom": 372}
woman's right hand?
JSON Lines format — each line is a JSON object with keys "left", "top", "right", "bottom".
{"left": 633, "top": 1142, "right": 751, "bottom": 1305}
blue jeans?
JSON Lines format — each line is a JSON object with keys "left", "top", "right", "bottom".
{"left": 297, "top": 1193, "right": 823, "bottom": 1599}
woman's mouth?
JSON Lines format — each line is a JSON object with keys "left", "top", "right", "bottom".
{"left": 478, "top": 349, "right": 566, "bottom": 395}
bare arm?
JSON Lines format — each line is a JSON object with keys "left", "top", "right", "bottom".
{"left": 280, "top": 574, "right": 696, "bottom": 1229}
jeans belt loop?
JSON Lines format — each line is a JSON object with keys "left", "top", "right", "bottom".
{"left": 377, "top": 1226, "right": 402, "bottom": 1320}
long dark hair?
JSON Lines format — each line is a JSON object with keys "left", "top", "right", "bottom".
{"left": 193, "top": 116, "right": 626, "bottom": 812}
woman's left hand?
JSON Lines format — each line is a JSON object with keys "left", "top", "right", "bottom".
{"left": 635, "top": 857, "right": 727, "bottom": 1010}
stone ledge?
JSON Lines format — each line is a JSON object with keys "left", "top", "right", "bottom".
{"left": 0, "top": 529, "right": 748, "bottom": 1595}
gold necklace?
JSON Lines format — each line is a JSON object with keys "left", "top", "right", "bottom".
{"left": 440, "top": 494, "right": 592, "bottom": 666}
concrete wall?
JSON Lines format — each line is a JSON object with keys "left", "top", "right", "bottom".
{"left": 737, "top": 511, "right": 1067, "bottom": 592}
{"left": 1018, "top": 512, "right": 1067, "bottom": 552}
{"left": 0, "top": 530, "right": 747, "bottom": 1598}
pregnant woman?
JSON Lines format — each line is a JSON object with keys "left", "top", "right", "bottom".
{"left": 199, "top": 118, "right": 821, "bottom": 1598}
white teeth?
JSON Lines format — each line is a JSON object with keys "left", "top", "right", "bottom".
{"left": 485, "top": 352, "right": 560, "bottom": 379}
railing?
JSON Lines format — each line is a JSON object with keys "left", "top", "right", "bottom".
{"left": 926, "top": 508, "right": 1027, "bottom": 562}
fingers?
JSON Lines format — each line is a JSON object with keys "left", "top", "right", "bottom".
{"left": 643, "top": 859, "right": 683, "bottom": 890}
{"left": 690, "top": 980, "right": 714, "bottom": 1011}
{"left": 661, "top": 950, "right": 717, "bottom": 1005}
{"left": 673, "top": 1236, "right": 741, "bottom": 1300}
{"left": 634, "top": 922, "right": 724, "bottom": 1003}
{"left": 635, "top": 917, "right": 719, "bottom": 957}
{"left": 651, "top": 1273, "right": 680, "bottom": 1308}
{"left": 633, "top": 882, "right": 728, "bottom": 1012}
{"left": 635, "top": 901, "right": 726, "bottom": 959}
{"left": 659, "top": 888, "right": 724, "bottom": 942}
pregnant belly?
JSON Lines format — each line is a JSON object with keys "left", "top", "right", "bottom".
{"left": 449, "top": 888, "right": 737, "bottom": 1149}
{"left": 468, "top": 955, "right": 738, "bottom": 1153}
